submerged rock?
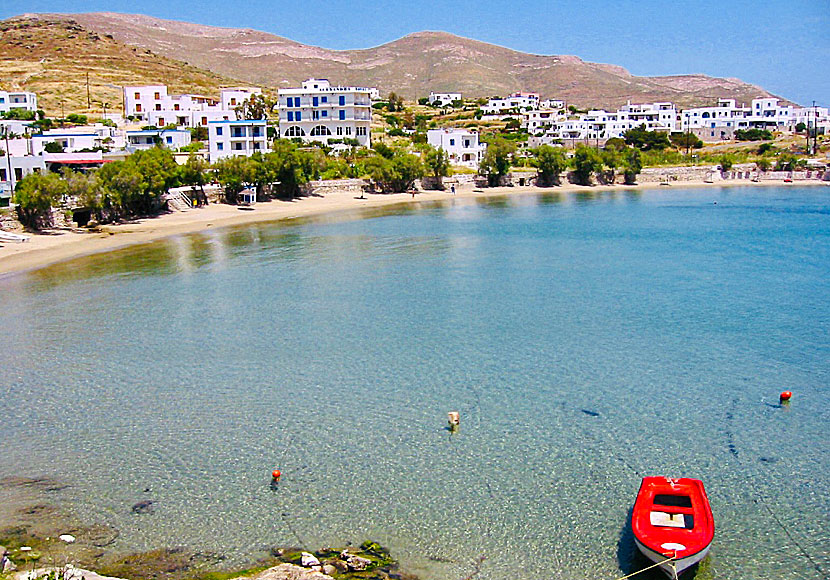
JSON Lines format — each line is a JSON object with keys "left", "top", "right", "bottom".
{"left": 301, "top": 552, "right": 321, "bottom": 567}
{"left": 130, "top": 500, "right": 154, "bottom": 514}
{"left": 254, "top": 563, "right": 333, "bottom": 580}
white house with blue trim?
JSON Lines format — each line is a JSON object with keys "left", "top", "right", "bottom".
{"left": 278, "top": 79, "right": 373, "bottom": 147}
{"left": 126, "top": 128, "right": 191, "bottom": 152}
{"left": 208, "top": 120, "right": 269, "bottom": 163}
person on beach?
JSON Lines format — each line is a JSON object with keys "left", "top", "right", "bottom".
{"left": 451, "top": 185, "right": 456, "bottom": 195}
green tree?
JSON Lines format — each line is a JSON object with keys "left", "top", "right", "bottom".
{"left": 366, "top": 149, "right": 424, "bottom": 193}
{"left": 756, "top": 158, "right": 772, "bottom": 172}
{"left": 98, "top": 160, "right": 147, "bottom": 219}
{"left": 718, "top": 154, "right": 735, "bottom": 172}
{"left": 234, "top": 94, "right": 274, "bottom": 120}
{"left": 130, "top": 147, "right": 180, "bottom": 213}
{"left": 571, "top": 145, "right": 603, "bottom": 186}
{"left": 734, "top": 128, "right": 773, "bottom": 141}
{"left": 178, "top": 154, "right": 211, "bottom": 205}
{"left": 795, "top": 122, "right": 806, "bottom": 133}
{"left": 62, "top": 168, "right": 103, "bottom": 219}
{"left": 604, "top": 137, "right": 627, "bottom": 152}
{"left": 531, "top": 145, "right": 567, "bottom": 186}
{"left": 13, "top": 171, "right": 66, "bottom": 229}
{"left": 43, "top": 141, "right": 64, "bottom": 153}
{"left": 479, "top": 137, "right": 516, "bottom": 187}
{"left": 623, "top": 147, "right": 642, "bottom": 185}
{"left": 422, "top": 145, "right": 451, "bottom": 190}
{"left": 623, "top": 125, "right": 671, "bottom": 150}
{"left": 670, "top": 132, "right": 703, "bottom": 150}
{"left": 213, "top": 155, "right": 254, "bottom": 204}
{"left": 600, "top": 148, "right": 622, "bottom": 185}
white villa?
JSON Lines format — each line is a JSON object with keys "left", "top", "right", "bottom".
{"left": 482, "top": 92, "right": 540, "bottom": 115}
{"left": 277, "top": 79, "right": 374, "bottom": 147}
{"left": 680, "top": 98, "right": 796, "bottom": 141}
{"left": 208, "top": 120, "right": 269, "bottom": 163}
{"left": 126, "top": 128, "right": 192, "bottom": 152}
{"left": 123, "top": 85, "right": 261, "bottom": 128}
{"left": 30, "top": 125, "right": 125, "bottom": 155}
{"left": 427, "top": 128, "right": 487, "bottom": 169}
{"left": 428, "top": 92, "right": 462, "bottom": 107}
{"left": 0, "top": 90, "right": 38, "bottom": 114}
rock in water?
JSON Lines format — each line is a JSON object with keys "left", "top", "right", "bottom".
{"left": 340, "top": 551, "right": 372, "bottom": 571}
{"left": 131, "top": 500, "right": 155, "bottom": 514}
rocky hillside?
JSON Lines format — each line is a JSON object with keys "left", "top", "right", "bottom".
{"left": 56, "top": 12, "right": 785, "bottom": 109}
{"left": 0, "top": 16, "right": 241, "bottom": 116}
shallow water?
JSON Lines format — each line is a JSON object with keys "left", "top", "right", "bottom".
{"left": 1, "top": 186, "right": 828, "bottom": 580}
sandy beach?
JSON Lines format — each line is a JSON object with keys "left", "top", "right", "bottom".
{"left": 0, "top": 179, "right": 824, "bottom": 278}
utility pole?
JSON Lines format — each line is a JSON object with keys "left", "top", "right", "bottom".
{"left": 4, "top": 128, "right": 15, "bottom": 197}
{"left": 86, "top": 71, "right": 91, "bottom": 110}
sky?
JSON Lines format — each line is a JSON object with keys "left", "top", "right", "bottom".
{"left": 3, "top": 0, "right": 829, "bottom": 106}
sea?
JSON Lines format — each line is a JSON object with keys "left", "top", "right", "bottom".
{"left": 0, "top": 185, "right": 828, "bottom": 580}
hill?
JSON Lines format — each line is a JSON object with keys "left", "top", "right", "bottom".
{"left": 0, "top": 16, "right": 241, "bottom": 117}
{"left": 59, "top": 12, "right": 785, "bottom": 109}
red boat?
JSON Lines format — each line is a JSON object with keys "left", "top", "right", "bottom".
{"left": 631, "top": 477, "right": 714, "bottom": 578}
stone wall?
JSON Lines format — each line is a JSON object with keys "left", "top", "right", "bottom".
{"left": 304, "top": 179, "right": 369, "bottom": 196}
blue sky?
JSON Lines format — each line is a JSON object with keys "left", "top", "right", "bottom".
{"left": 4, "top": 0, "right": 829, "bottom": 106}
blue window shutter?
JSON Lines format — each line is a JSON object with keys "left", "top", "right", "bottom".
{"left": 339, "top": 110, "right": 345, "bottom": 120}
{"left": 322, "top": 96, "right": 327, "bottom": 103}
{"left": 288, "top": 112, "right": 293, "bottom": 122}
{"left": 313, "top": 97, "right": 319, "bottom": 106}
{"left": 339, "top": 96, "right": 345, "bottom": 106}
{"left": 217, "top": 127, "right": 223, "bottom": 135}
{"left": 322, "top": 111, "right": 327, "bottom": 117}
{"left": 297, "top": 111, "right": 302, "bottom": 121}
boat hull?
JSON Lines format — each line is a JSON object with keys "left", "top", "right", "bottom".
{"left": 634, "top": 536, "right": 710, "bottom": 577}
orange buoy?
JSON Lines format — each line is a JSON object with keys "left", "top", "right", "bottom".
{"left": 271, "top": 469, "right": 281, "bottom": 480}
{"left": 779, "top": 391, "right": 792, "bottom": 402}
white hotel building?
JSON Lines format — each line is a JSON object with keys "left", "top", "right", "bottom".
{"left": 426, "top": 128, "right": 487, "bottom": 169}
{"left": 277, "top": 79, "right": 373, "bottom": 147}
{"left": 0, "top": 90, "right": 38, "bottom": 114}
{"left": 428, "top": 92, "right": 462, "bottom": 106}
{"left": 482, "top": 92, "right": 540, "bottom": 115}
{"left": 123, "top": 85, "right": 261, "bottom": 128}
{"left": 208, "top": 120, "right": 269, "bottom": 163}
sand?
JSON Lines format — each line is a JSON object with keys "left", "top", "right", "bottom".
{"left": 0, "top": 179, "right": 825, "bottom": 278}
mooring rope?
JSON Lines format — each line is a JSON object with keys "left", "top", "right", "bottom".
{"left": 610, "top": 554, "right": 676, "bottom": 580}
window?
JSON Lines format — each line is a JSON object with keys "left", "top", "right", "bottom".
{"left": 346, "top": 127, "right": 352, "bottom": 135}
{"left": 336, "top": 127, "right": 343, "bottom": 136}
{"left": 285, "top": 126, "right": 305, "bottom": 137}
{"left": 450, "top": 139, "right": 455, "bottom": 146}
{"left": 233, "top": 127, "right": 245, "bottom": 138}
{"left": 322, "top": 111, "right": 327, "bottom": 118}
{"left": 296, "top": 111, "right": 302, "bottom": 121}
{"left": 339, "top": 110, "right": 345, "bottom": 120}
{"left": 312, "top": 110, "right": 320, "bottom": 120}
{"left": 321, "top": 96, "right": 327, "bottom": 103}
{"left": 356, "top": 127, "right": 366, "bottom": 136}
{"left": 216, "top": 127, "right": 223, "bottom": 136}
{"left": 14, "top": 168, "right": 23, "bottom": 180}
{"left": 310, "top": 125, "right": 332, "bottom": 136}
{"left": 155, "top": 104, "right": 161, "bottom": 111}
{"left": 339, "top": 96, "right": 345, "bottom": 106}
{"left": 253, "top": 127, "right": 262, "bottom": 137}
{"left": 313, "top": 97, "right": 319, "bottom": 107}
{"left": 254, "top": 142, "right": 261, "bottom": 150}
{"left": 0, "top": 168, "right": 6, "bottom": 180}
{"left": 154, "top": 92, "right": 160, "bottom": 99}
{"left": 134, "top": 92, "right": 140, "bottom": 99}
{"left": 166, "top": 136, "right": 173, "bottom": 144}
{"left": 136, "top": 104, "right": 142, "bottom": 112}
{"left": 230, "top": 98, "right": 237, "bottom": 105}
{"left": 174, "top": 104, "right": 180, "bottom": 111}
{"left": 288, "top": 112, "right": 294, "bottom": 122}
{"left": 217, "top": 143, "right": 224, "bottom": 150}
{"left": 202, "top": 117, "right": 208, "bottom": 126}
{"left": 233, "top": 143, "right": 244, "bottom": 150}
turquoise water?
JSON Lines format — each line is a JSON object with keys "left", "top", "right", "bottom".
{"left": 1, "top": 186, "right": 828, "bottom": 580}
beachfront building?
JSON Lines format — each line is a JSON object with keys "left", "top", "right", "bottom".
{"left": 0, "top": 90, "right": 38, "bottom": 114}
{"left": 123, "top": 85, "right": 261, "bottom": 128}
{"left": 0, "top": 155, "right": 45, "bottom": 205}
{"left": 680, "top": 98, "right": 795, "bottom": 141}
{"left": 428, "top": 92, "right": 462, "bottom": 107}
{"left": 482, "top": 92, "right": 540, "bottom": 115}
{"left": 427, "top": 128, "right": 487, "bottom": 169}
{"left": 208, "top": 120, "right": 269, "bottom": 163}
{"left": 277, "top": 79, "right": 374, "bottom": 147}
{"left": 31, "top": 125, "right": 126, "bottom": 155}
{"left": 794, "top": 105, "right": 830, "bottom": 134}
{"left": 126, "top": 128, "right": 192, "bottom": 152}
{"left": 525, "top": 101, "right": 676, "bottom": 146}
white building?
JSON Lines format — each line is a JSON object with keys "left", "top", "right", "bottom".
{"left": 0, "top": 90, "right": 38, "bottom": 114}
{"left": 208, "top": 120, "right": 269, "bottom": 163}
{"left": 31, "top": 125, "right": 125, "bottom": 155}
{"left": 681, "top": 97, "right": 795, "bottom": 141}
{"left": 482, "top": 92, "right": 540, "bottom": 115}
{"left": 123, "top": 85, "right": 260, "bottom": 128}
{"left": 0, "top": 155, "right": 45, "bottom": 204}
{"left": 427, "top": 128, "right": 487, "bottom": 169}
{"left": 126, "top": 129, "right": 192, "bottom": 152}
{"left": 428, "top": 92, "right": 462, "bottom": 107}
{"left": 526, "top": 101, "right": 677, "bottom": 144}
{"left": 540, "top": 99, "right": 566, "bottom": 110}
{"left": 278, "top": 79, "right": 373, "bottom": 147}
{"left": 794, "top": 105, "right": 830, "bottom": 134}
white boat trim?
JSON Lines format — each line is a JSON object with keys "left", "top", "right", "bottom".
{"left": 634, "top": 536, "right": 710, "bottom": 578}
{"left": 0, "top": 231, "right": 30, "bottom": 243}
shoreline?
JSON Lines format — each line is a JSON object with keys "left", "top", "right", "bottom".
{"left": 0, "top": 179, "right": 826, "bottom": 278}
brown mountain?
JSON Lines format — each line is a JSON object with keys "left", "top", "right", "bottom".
{"left": 9, "top": 12, "right": 787, "bottom": 112}
{"left": 0, "top": 16, "right": 238, "bottom": 116}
